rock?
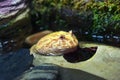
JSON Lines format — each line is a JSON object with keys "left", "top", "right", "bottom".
{"left": 25, "top": 30, "right": 53, "bottom": 45}
{"left": 31, "top": 42, "right": 120, "bottom": 80}
{"left": 0, "top": 0, "right": 28, "bottom": 19}
{"left": 0, "top": 49, "right": 33, "bottom": 80}
{"left": 0, "top": 0, "right": 32, "bottom": 53}
{"left": 16, "top": 63, "right": 105, "bottom": 80}
{"left": 16, "top": 63, "right": 59, "bottom": 80}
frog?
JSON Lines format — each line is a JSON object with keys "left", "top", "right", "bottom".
{"left": 30, "top": 30, "right": 78, "bottom": 56}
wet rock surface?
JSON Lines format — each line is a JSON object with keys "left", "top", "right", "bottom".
{"left": 0, "top": 49, "right": 33, "bottom": 80}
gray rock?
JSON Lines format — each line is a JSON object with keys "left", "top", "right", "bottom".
{"left": 16, "top": 63, "right": 59, "bottom": 80}
{"left": 0, "top": 49, "right": 33, "bottom": 80}
{"left": 16, "top": 63, "right": 105, "bottom": 80}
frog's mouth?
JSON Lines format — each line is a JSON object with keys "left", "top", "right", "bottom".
{"left": 31, "top": 45, "right": 79, "bottom": 56}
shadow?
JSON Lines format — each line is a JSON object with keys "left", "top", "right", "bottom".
{"left": 59, "top": 67, "right": 105, "bottom": 80}
{"left": 63, "top": 47, "right": 97, "bottom": 63}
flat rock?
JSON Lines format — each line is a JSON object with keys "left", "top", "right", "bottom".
{"left": 0, "top": 49, "right": 33, "bottom": 80}
{"left": 31, "top": 42, "right": 120, "bottom": 80}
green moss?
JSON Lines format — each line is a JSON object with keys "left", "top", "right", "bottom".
{"left": 86, "top": 0, "right": 120, "bottom": 34}
{"left": 31, "top": 0, "right": 120, "bottom": 35}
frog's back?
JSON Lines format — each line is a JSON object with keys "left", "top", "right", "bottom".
{"left": 34, "top": 31, "right": 78, "bottom": 55}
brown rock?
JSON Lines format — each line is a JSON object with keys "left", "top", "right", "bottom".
{"left": 25, "top": 30, "right": 53, "bottom": 45}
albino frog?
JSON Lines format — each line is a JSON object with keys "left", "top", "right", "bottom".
{"left": 30, "top": 31, "right": 78, "bottom": 56}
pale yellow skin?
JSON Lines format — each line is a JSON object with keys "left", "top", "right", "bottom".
{"left": 31, "top": 31, "right": 78, "bottom": 56}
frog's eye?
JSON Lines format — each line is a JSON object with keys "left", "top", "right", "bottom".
{"left": 59, "top": 35, "right": 65, "bottom": 39}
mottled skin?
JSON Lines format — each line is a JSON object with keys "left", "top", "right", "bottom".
{"left": 31, "top": 31, "right": 78, "bottom": 56}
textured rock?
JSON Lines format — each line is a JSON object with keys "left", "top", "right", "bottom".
{"left": 16, "top": 63, "right": 59, "bottom": 80}
{"left": 0, "top": 49, "right": 33, "bottom": 80}
{"left": 0, "top": 0, "right": 28, "bottom": 19}
{"left": 0, "top": 0, "right": 31, "bottom": 33}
